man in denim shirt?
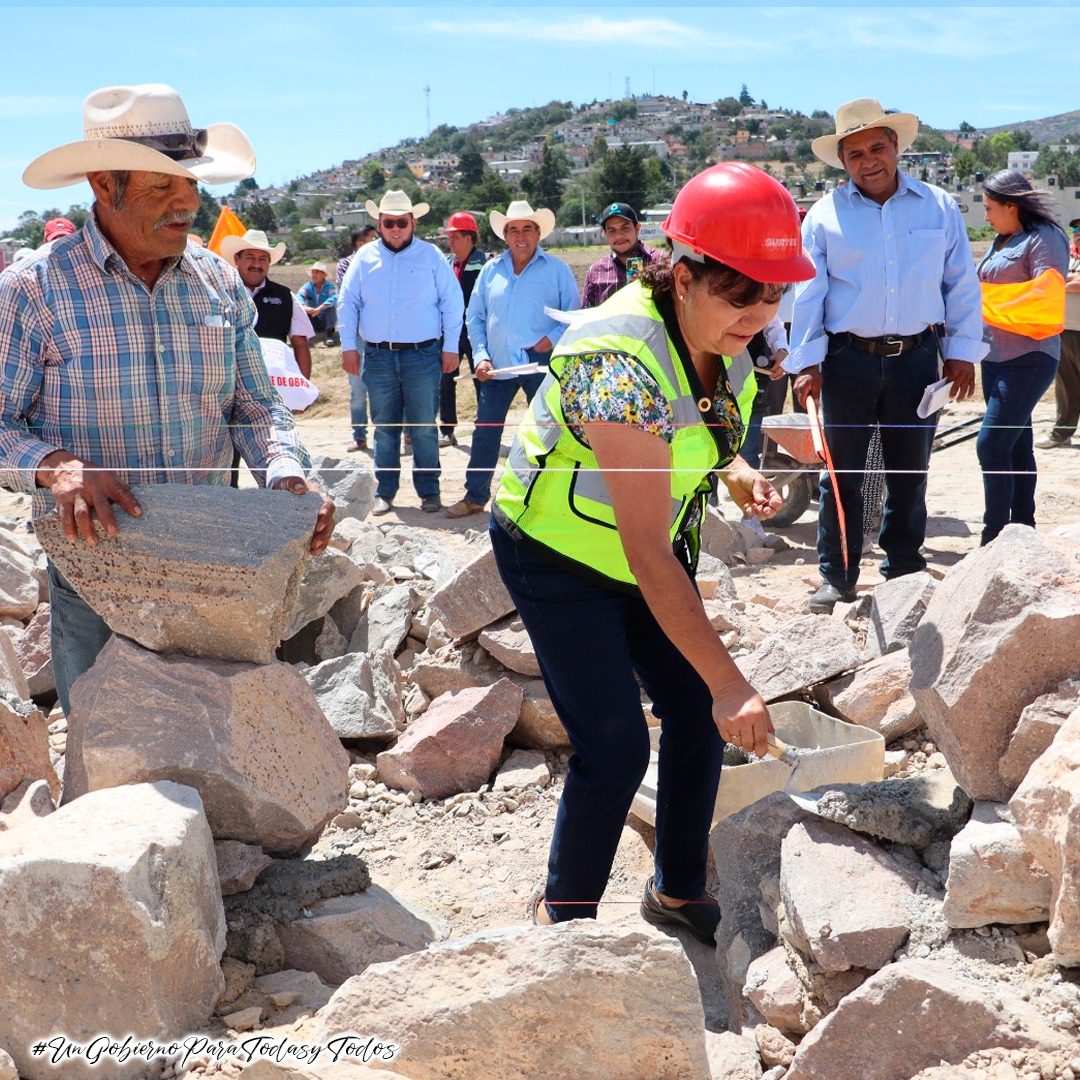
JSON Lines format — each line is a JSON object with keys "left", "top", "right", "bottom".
{"left": 446, "top": 201, "right": 579, "bottom": 518}
{"left": 786, "top": 98, "right": 986, "bottom": 613}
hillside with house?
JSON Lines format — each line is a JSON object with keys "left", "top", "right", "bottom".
{"left": 5, "top": 89, "right": 1080, "bottom": 261}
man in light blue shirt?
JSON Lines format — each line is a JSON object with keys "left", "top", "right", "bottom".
{"left": 446, "top": 201, "right": 580, "bottom": 517}
{"left": 786, "top": 98, "right": 987, "bottom": 613}
{"left": 339, "top": 191, "right": 464, "bottom": 514}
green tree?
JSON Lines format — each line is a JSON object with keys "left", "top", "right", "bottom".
{"left": 588, "top": 134, "right": 609, "bottom": 165}
{"left": 912, "top": 132, "right": 953, "bottom": 154}
{"left": 715, "top": 97, "right": 742, "bottom": 118}
{"left": 456, "top": 145, "right": 487, "bottom": 189}
{"left": 362, "top": 161, "right": 385, "bottom": 193}
{"left": 745, "top": 119, "right": 761, "bottom": 136}
{"left": 953, "top": 150, "right": 978, "bottom": 182}
{"left": 739, "top": 84, "right": 753, "bottom": 107}
{"left": 607, "top": 99, "right": 637, "bottom": 123}
{"left": 192, "top": 188, "right": 221, "bottom": 235}
{"left": 521, "top": 139, "right": 570, "bottom": 213}
{"left": 247, "top": 199, "right": 276, "bottom": 232}
{"left": 810, "top": 110, "right": 832, "bottom": 121}
{"left": 682, "top": 90, "right": 688, "bottom": 103}
{"left": 275, "top": 196, "right": 300, "bottom": 227}
{"left": 466, "top": 171, "right": 514, "bottom": 218}
{"left": 232, "top": 178, "right": 258, "bottom": 197}
{"left": 591, "top": 146, "right": 651, "bottom": 208}
{"left": 958, "top": 120, "right": 976, "bottom": 133}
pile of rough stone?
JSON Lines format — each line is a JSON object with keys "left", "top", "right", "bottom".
{"left": 714, "top": 523, "right": 1080, "bottom": 1080}
{"left": 2, "top": 455, "right": 1079, "bottom": 1080}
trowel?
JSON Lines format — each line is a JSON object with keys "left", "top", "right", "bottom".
{"left": 763, "top": 733, "right": 805, "bottom": 792}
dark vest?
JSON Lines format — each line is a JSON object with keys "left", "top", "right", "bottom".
{"left": 252, "top": 278, "right": 294, "bottom": 343}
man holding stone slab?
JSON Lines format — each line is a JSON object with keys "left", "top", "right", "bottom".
{"left": 0, "top": 84, "right": 335, "bottom": 711}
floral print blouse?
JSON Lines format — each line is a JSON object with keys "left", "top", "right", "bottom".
{"left": 559, "top": 350, "right": 745, "bottom": 465}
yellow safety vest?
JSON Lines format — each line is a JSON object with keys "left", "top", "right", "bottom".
{"left": 493, "top": 281, "right": 756, "bottom": 589}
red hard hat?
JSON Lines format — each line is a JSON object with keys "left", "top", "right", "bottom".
{"left": 447, "top": 211, "right": 479, "bottom": 233}
{"left": 662, "top": 163, "right": 814, "bottom": 283}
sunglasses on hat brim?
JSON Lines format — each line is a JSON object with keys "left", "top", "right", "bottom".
{"left": 125, "top": 129, "right": 208, "bottom": 161}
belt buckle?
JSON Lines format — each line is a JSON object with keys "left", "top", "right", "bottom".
{"left": 881, "top": 336, "right": 905, "bottom": 358}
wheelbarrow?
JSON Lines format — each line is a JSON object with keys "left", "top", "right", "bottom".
{"left": 758, "top": 413, "right": 821, "bottom": 527}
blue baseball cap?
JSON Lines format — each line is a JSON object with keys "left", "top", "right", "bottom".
{"left": 599, "top": 202, "right": 639, "bottom": 226}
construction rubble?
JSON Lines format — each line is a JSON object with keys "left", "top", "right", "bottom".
{"left": 0, "top": 481, "right": 1078, "bottom": 1080}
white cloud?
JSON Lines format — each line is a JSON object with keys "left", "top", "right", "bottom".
{"left": 425, "top": 15, "right": 756, "bottom": 52}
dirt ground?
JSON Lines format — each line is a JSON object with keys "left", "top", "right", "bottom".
{"left": 3, "top": 247, "right": 1076, "bottom": 1042}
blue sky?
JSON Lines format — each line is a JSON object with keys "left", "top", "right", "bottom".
{"left": 1, "top": 4, "right": 1077, "bottom": 230}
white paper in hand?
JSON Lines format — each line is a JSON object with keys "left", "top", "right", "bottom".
{"left": 489, "top": 362, "right": 544, "bottom": 380}
{"left": 917, "top": 377, "right": 952, "bottom": 419}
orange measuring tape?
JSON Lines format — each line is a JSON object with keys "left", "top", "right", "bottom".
{"left": 806, "top": 396, "right": 850, "bottom": 575}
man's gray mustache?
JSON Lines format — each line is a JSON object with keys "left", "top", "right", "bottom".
{"left": 154, "top": 213, "right": 197, "bottom": 230}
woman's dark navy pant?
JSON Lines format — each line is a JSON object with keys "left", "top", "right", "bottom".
{"left": 490, "top": 519, "right": 723, "bottom": 922}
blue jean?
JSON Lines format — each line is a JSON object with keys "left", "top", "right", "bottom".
{"left": 977, "top": 350, "right": 1058, "bottom": 546}
{"left": 362, "top": 342, "right": 442, "bottom": 499}
{"left": 490, "top": 520, "right": 723, "bottom": 922}
{"left": 348, "top": 372, "right": 368, "bottom": 441}
{"left": 48, "top": 563, "right": 113, "bottom": 715}
{"left": 818, "top": 336, "right": 939, "bottom": 589}
{"left": 464, "top": 365, "right": 546, "bottom": 505}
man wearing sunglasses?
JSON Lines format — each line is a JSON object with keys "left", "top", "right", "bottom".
{"left": 0, "top": 83, "right": 334, "bottom": 717}
{"left": 338, "top": 190, "right": 464, "bottom": 515}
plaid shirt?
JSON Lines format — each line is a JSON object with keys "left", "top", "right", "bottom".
{"left": 0, "top": 212, "right": 308, "bottom": 518}
{"left": 580, "top": 242, "right": 664, "bottom": 309}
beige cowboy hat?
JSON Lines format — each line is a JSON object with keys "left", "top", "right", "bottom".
{"left": 309, "top": 262, "right": 332, "bottom": 276}
{"left": 364, "top": 189, "right": 429, "bottom": 220}
{"left": 811, "top": 98, "right": 919, "bottom": 170}
{"left": 489, "top": 200, "right": 556, "bottom": 241}
{"left": 23, "top": 84, "right": 256, "bottom": 190}
{"left": 219, "top": 229, "right": 286, "bottom": 264}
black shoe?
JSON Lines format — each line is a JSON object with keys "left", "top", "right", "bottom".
{"left": 420, "top": 495, "right": 442, "bottom": 513}
{"left": 639, "top": 876, "right": 721, "bottom": 945}
{"left": 809, "top": 581, "right": 857, "bottom": 614}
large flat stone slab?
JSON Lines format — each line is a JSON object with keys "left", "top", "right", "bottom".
{"left": 0, "top": 781, "right": 224, "bottom": 1080}
{"left": 313, "top": 923, "right": 710, "bottom": 1080}
{"left": 36, "top": 484, "right": 321, "bottom": 663}
{"left": 910, "top": 525, "right": 1080, "bottom": 801}
{"left": 65, "top": 637, "right": 348, "bottom": 853}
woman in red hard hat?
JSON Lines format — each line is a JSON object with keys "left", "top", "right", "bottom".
{"left": 442, "top": 211, "right": 489, "bottom": 445}
{"left": 491, "top": 163, "right": 814, "bottom": 941}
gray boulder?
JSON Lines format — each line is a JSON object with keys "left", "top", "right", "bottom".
{"left": 305, "top": 651, "right": 404, "bottom": 742}
{"left": 863, "top": 572, "right": 935, "bottom": 659}
{"left": 910, "top": 526, "right": 1080, "bottom": 801}
{"left": 65, "top": 637, "right": 348, "bottom": 853}
{"left": 307, "top": 453, "right": 375, "bottom": 523}
{"left": 313, "top": 923, "right": 710, "bottom": 1080}
{"left": 36, "top": 484, "right": 321, "bottom": 663}
{"left": 737, "top": 616, "right": 860, "bottom": 701}
{"left": 0, "top": 781, "right": 224, "bottom": 1080}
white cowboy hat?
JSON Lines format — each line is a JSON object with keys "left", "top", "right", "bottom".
{"left": 489, "top": 200, "right": 556, "bottom": 241}
{"left": 219, "top": 229, "right": 286, "bottom": 264}
{"left": 23, "top": 83, "right": 256, "bottom": 190}
{"left": 811, "top": 98, "right": 919, "bottom": 170}
{"left": 309, "top": 262, "right": 332, "bottom": 275}
{"left": 364, "top": 189, "right": 429, "bottom": 220}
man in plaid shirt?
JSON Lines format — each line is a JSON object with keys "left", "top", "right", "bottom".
{"left": 0, "top": 83, "right": 334, "bottom": 711}
{"left": 580, "top": 202, "right": 664, "bottom": 308}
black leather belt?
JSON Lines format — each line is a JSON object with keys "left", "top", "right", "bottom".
{"left": 367, "top": 338, "right": 439, "bottom": 351}
{"left": 835, "top": 328, "right": 935, "bottom": 358}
